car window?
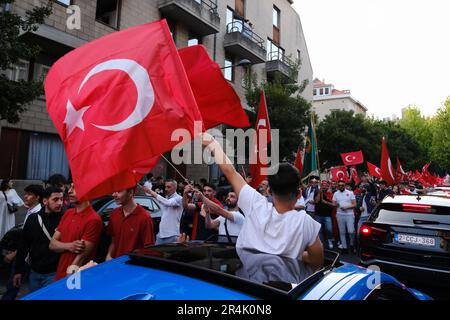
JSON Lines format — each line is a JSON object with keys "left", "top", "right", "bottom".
{"left": 365, "top": 283, "right": 416, "bottom": 300}
{"left": 136, "top": 198, "right": 154, "bottom": 211}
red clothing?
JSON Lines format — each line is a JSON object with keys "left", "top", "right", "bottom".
{"left": 55, "top": 205, "right": 102, "bottom": 280}
{"left": 108, "top": 204, "right": 154, "bottom": 258}
{"left": 191, "top": 197, "right": 224, "bottom": 240}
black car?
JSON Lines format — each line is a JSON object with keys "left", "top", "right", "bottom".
{"left": 91, "top": 195, "right": 162, "bottom": 262}
{"left": 359, "top": 195, "right": 450, "bottom": 286}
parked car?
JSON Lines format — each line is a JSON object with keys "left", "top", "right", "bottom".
{"left": 91, "top": 195, "right": 162, "bottom": 262}
{"left": 359, "top": 195, "right": 450, "bottom": 287}
{"left": 22, "top": 238, "right": 430, "bottom": 300}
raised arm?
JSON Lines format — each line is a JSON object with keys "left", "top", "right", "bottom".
{"left": 194, "top": 190, "right": 236, "bottom": 221}
{"left": 202, "top": 133, "right": 246, "bottom": 197}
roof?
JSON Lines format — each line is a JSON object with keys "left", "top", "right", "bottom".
{"left": 313, "top": 78, "right": 332, "bottom": 88}
{"left": 382, "top": 195, "right": 450, "bottom": 207}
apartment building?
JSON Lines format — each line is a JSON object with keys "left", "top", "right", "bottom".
{"left": 0, "top": 0, "right": 313, "bottom": 183}
{"left": 312, "top": 78, "right": 367, "bottom": 121}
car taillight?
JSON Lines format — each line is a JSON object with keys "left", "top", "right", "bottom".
{"left": 402, "top": 203, "right": 433, "bottom": 213}
{"left": 360, "top": 224, "right": 388, "bottom": 237}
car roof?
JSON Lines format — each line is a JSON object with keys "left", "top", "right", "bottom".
{"left": 128, "top": 242, "right": 340, "bottom": 300}
{"left": 382, "top": 195, "right": 450, "bottom": 207}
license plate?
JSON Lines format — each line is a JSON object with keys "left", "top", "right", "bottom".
{"left": 395, "top": 233, "right": 436, "bottom": 247}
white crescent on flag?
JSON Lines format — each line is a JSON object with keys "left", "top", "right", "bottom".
{"left": 345, "top": 155, "right": 356, "bottom": 163}
{"left": 375, "top": 167, "right": 382, "bottom": 176}
{"left": 64, "top": 58, "right": 155, "bottom": 136}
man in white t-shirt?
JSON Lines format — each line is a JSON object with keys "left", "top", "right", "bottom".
{"left": 201, "top": 133, "right": 323, "bottom": 265}
{"left": 332, "top": 180, "right": 357, "bottom": 253}
{"left": 199, "top": 191, "right": 245, "bottom": 237}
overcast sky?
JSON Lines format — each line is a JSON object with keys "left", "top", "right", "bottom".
{"left": 293, "top": 0, "right": 450, "bottom": 119}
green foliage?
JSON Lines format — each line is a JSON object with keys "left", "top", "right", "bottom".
{"left": 243, "top": 67, "right": 311, "bottom": 162}
{"left": 429, "top": 98, "right": 450, "bottom": 172}
{"left": 317, "top": 110, "right": 426, "bottom": 172}
{"left": 0, "top": 0, "right": 53, "bottom": 123}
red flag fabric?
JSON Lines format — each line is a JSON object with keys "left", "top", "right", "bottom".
{"left": 250, "top": 90, "right": 271, "bottom": 188}
{"left": 350, "top": 166, "right": 361, "bottom": 185}
{"left": 178, "top": 45, "right": 250, "bottom": 129}
{"left": 421, "top": 163, "right": 436, "bottom": 186}
{"left": 330, "top": 166, "right": 350, "bottom": 182}
{"left": 340, "top": 150, "right": 364, "bottom": 166}
{"left": 396, "top": 157, "right": 406, "bottom": 183}
{"left": 380, "top": 137, "right": 396, "bottom": 185}
{"left": 367, "top": 161, "right": 382, "bottom": 178}
{"left": 294, "top": 148, "right": 303, "bottom": 176}
{"left": 45, "top": 20, "right": 203, "bottom": 200}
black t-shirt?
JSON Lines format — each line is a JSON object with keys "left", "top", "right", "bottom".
{"left": 15, "top": 208, "right": 62, "bottom": 275}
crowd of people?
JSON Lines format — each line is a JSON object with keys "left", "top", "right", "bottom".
{"left": 0, "top": 133, "right": 448, "bottom": 299}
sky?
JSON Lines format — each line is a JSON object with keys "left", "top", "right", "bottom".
{"left": 293, "top": 0, "right": 450, "bottom": 119}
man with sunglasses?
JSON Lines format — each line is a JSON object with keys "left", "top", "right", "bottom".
{"left": 332, "top": 180, "right": 357, "bottom": 253}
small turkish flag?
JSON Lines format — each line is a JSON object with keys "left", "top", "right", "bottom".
{"left": 178, "top": 45, "right": 250, "bottom": 129}
{"left": 341, "top": 150, "right": 364, "bottom": 166}
{"left": 45, "top": 20, "right": 203, "bottom": 200}
{"left": 367, "top": 161, "right": 382, "bottom": 178}
{"left": 350, "top": 166, "right": 361, "bottom": 185}
{"left": 330, "top": 166, "right": 350, "bottom": 182}
{"left": 250, "top": 90, "right": 271, "bottom": 188}
{"left": 380, "top": 137, "right": 396, "bottom": 185}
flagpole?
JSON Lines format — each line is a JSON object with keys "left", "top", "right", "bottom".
{"left": 161, "top": 154, "right": 190, "bottom": 184}
{"left": 311, "top": 113, "right": 320, "bottom": 175}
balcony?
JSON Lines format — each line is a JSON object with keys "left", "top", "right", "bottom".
{"left": 266, "top": 52, "right": 297, "bottom": 83}
{"left": 223, "top": 21, "right": 266, "bottom": 64}
{"left": 158, "top": 0, "right": 220, "bottom": 36}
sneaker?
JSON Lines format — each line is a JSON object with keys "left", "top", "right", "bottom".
{"left": 338, "top": 243, "right": 344, "bottom": 249}
{"left": 328, "top": 240, "right": 334, "bottom": 249}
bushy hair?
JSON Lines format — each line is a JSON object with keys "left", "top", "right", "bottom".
{"left": 268, "top": 163, "right": 301, "bottom": 201}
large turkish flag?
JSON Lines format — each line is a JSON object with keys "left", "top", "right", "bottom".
{"left": 45, "top": 20, "right": 203, "bottom": 200}
{"left": 178, "top": 45, "right": 250, "bottom": 129}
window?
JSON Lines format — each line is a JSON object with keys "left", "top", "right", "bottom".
{"left": 235, "top": 0, "right": 245, "bottom": 19}
{"left": 96, "top": 0, "right": 121, "bottom": 29}
{"left": 313, "top": 89, "right": 317, "bottom": 96}
{"left": 1, "top": 60, "right": 30, "bottom": 82}
{"left": 320, "top": 88, "right": 324, "bottom": 95}
{"left": 188, "top": 32, "right": 202, "bottom": 47}
{"left": 224, "top": 56, "right": 234, "bottom": 82}
{"left": 226, "top": 7, "right": 234, "bottom": 32}
{"left": 297, "top": 50, "right": 301, "bottom": 62}
{"left": 267, "top": 39, "right": 284, "bottom": 61}
{"left": 33, "top": 63, "right": 51, "bottom": 82}
{"left": 273, "top": 6, "right": 280, "bottom": 28}
{"left": 56, "top": 0, "right": 71, "bottom": 6}
{"left": 325, "top": 87, "right": 329, "bottom": 95}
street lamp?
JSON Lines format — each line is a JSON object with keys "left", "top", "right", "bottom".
{"left": 220, "top": 59, "right": 252, "bottom": 69}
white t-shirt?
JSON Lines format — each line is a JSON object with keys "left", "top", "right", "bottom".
{"left": 332, "top": 190, "right": 356, "bottom": 216}
{"left": 236, "top": 185, "right": 321, "bottom": 259}
{"left": 216, "top": 211, "right": 245, "bottom": 236}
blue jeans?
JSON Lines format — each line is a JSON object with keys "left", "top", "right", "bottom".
{"left": 155, "top": 234, "right": 178, "bottom": 245}
{"left": 314, "top": 215, "right": 333, "bottom": 243}
{"left": 1, "top": 260, "right": 29, "bottom": 301}
{"left": 29, "top": 270, "right": 55, "bottom": 293}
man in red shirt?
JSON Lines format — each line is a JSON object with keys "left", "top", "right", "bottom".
{"left": 106, "top": 187, "right": 154, "bottom": 260}
{"left": 50, "top": 183, "right": 102, "bottom": 281}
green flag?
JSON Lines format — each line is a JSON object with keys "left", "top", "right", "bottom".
{"left": 302, "top": 118, "right": 319, "bottom": 180}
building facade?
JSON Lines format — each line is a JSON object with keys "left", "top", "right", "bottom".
{"left": 312, "top": 78, "right": 367, "bottom": 121}
{"left": 1, "top": 0, "right": 313, "bottom": 183}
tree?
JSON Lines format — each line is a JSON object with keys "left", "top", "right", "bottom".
{"left": 316, "top": 110, "right": 426, "bottom": 172}
{"left": 429, "top": 98, "right": 450, "bottom": 173}
{"left": 0, "top": 0, "right": 53, "bottom": 123}
{"left": 243, "top": 67, "right": 311, "bottom": 162}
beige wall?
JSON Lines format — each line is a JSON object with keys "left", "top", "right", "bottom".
{"left": 313, "top": 97, "right": 366, "bottom": 121}
{"left": 3, "top": 0, "right": 313, "bottom": 181}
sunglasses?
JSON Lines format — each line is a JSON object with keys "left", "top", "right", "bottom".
{"left": 338, "top": 184, "right": 345, "bottom": 187}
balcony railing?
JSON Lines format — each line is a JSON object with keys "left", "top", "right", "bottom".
{"left": 226, "top": 20, "right": 265, "bottom": 51}
{"left": 267, "top": 51, "right": 296, "bottom": 69}
{"left": 266, "top": 51, "right": 297, "bottom": 83}
{"left": 158, "top": 0, "right": 220, "bottom": 36}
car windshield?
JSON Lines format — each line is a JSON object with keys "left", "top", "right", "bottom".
{"left": 128, "top": 241, "right": 339, "bottom": 299}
